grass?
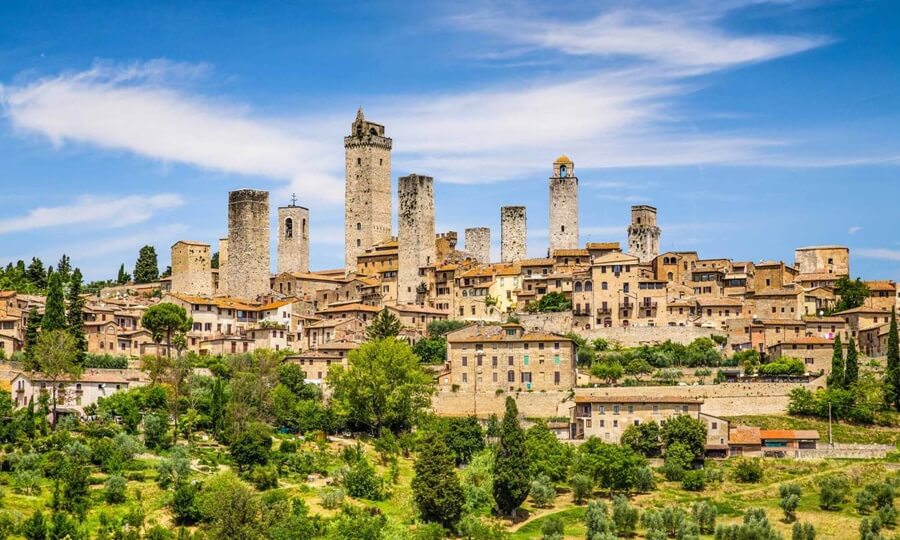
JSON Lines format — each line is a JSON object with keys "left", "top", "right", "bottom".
{"left": 724, "top": 415, "right": 900, "bottom": 446}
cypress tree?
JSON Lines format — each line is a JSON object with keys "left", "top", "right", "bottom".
{"left": 412, "top": 431, "right": 465, "bottom": 529}
{"left": 886, "top": 308, "right": 900, "bottom": 411}
{"left": 493, "top": 396, "right": 530, "bottom": 517}
{"left": 844, "top": 338, "right": 859, "bottom": 387}
{"left": 67, "top": 268, "right": 87, "bottom": 364}
{"left": 41, "top": 272, "right": 67, "bottom": 332}
{"left": 24, "top": 307, "right": 41, "bottom": 366}
{"left": 56, "top": 254, "right": 72, "bottom": 283}
{"left": 26, "top": 257, "right": 47, "bottom": 290}
{"left": 133, "top": 245, "right": 160, "bottom": 283}
{"left": 827, "top": 334, "right": 844, "bottom": 389}
{"left": 117, "top": 264, "right": 130, "bottom": 285}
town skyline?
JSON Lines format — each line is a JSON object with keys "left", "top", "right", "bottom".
{"left": 1, "top": 1, "right": 899, "bottom": 280}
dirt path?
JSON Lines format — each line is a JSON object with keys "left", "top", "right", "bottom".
{"left": 507, "top": 492, "right": 576, "bottom": 532}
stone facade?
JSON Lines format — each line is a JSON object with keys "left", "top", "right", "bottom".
{"left": 217, "top": 237, "right": 229, "bottom": 296}
{"left": 397, "top": 174, "right": 436, "bottom": 304}
{"left": 794, "top": 245, "right": 850, "bottom": 276}
{"left": 549, "top": 155, "right": 579, "bottom": 252}
{"left": 344, "top": 109, "right": 392, "bottom": 273}
{"left": 627, "top": 205, "right": 661, "bottom": 263}
{"left": 465, "top": 227, "right": 491, "bottom": 264}
{"left": 500, "top": 206, "right": 527, "bottom": 262}
{"left": 277, "top": 204, "right": 310, "bottom": 275}
{"left": 225, "top": 189, "right": 270, "bottom": 300}
{"left": 170, "top": 241, "right": 213, "bottom": 296}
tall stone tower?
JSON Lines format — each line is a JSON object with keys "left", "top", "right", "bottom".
{"left": 170, "top": 241, "right": 213, "bottom": 296}
{"left": 225, "top": 189, "right": 271, "bottom": 300}
{"left": 398, "top": 174, "right": 436, "bottom": 305}
{"left": 344, "top": 108, "right": 392, "bottom": 274}
{"left": 465, "top": 227, "right": 491, "bottom": 264}
{"left": 501, "top": 206, "right": 527, "bottom": 263}
{"left": 216, "top": 237, "right": 228, "bottom": 295}
{"left": 627, "top": 205, "right": 661, "bottom": 263}
{"left": 277, "top": 199, "right": 309, "bottom": 275}
{"left": 549, "top": 155, "right": 579, "bottom": 253}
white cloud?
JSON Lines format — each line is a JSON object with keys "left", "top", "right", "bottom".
{"left": 855, "top": 248, "right": 900, "bottom": 262}
{"left": 848, "top": 226, "right": 862, "bottom": 235}
{"left": 0, "top": 193, "right": 183, "bottom": 234}
{"left": 1, "top": 61, "right": 343, "bottom": 204}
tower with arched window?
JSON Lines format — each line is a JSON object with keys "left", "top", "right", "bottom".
{"left": 549, "top": 155, "right": 579, "bottom": 253}
{"left": 277, "top": 202, "right": 309, "bottom": 275}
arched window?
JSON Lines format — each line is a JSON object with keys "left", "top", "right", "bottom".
{"left": 574, "top": 282, "right": 583, "bottom": 292}
{"left": 284, "top": 217, "right": 293, "bottom": 239}
{"left": 559, "top": 164, "right": 568, "bottom": 178}
{"left": 667, "top": 272, "right": 674, "bottom": 280}
{"left": 561, "top": 225, "right": 566, "bottom": 232}
{"left": 585, "top": 280, "right": 593, "bottom": 292}
{"left": 356, "top": 222, "right": 362, "bottom": 231}
{"left": 601, "top": 281, "right": 608, "bottom": 290}
{"left": 302, "top": 218, "right": 307, "bottom": 235}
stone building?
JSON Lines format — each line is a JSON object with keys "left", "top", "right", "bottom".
{"left": 548, "top": 155, "right": 579, "bottom": 252}
{"left": 627, "top": 205, "right": 661, "bottom": 263}
{"left": 344, "top": 108, "right": 392, "bottom": 273}
{"left": 501, "top": 206, "right": 527, "bottom": 263}
{"left": 224, "top": 189, "right": 270, "bottom": 300}
{"left": 217, "top": 237, "right": 229, "bottom": 295}
{"left": 170, "top": 241, "right": 214, "bottom": 297}
{"left": 398, "top": 174, "right": 436, "bottom": 305}
{"left": 465, "top": 227, "right": 491, "bottom": 264}
{"left": 794, "top": 246, "right": 849, "bottom": 276}
{"left": 571, "top": 396, "right": 704, "bottom": 443}
{"left": 277, "top": 202, "right": 310, "bottom": 275}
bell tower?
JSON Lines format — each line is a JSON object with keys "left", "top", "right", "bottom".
{"left": 549, "top": 155, "right": 579, "bottom": 253}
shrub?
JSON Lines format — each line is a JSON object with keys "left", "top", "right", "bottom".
{"left": 570, "top": 473, "right": 593, "bottom": 503}
{"left": 859, "top": 516, "right": 881, "bottom": 540}
{"left": 541, "top": 516, "right": 564, "bottom": 540}
{"left": 733, "top": 458, "right": 764, "bottom": 483}
{"left": 171, "top": 482, "right": 201, "bottom": 525}
{"left": 692, "top": 501, "right": 717, "bottom": 534}
{"left": 320, "top": 486, "right": 345, "bottom": 509}
{"left": 529, "top": 474, "right": 556, "bottom": 508}
{"left": 248, "top": 464, "right": 279, "bottom": 490}
{"left": 792, "top": 522, "right": 816, "bottom": 540}
{"left": 818, "top": 474, "right": 850, "bottom": 511}
{"left": 780, "top": 483, "right": 801, "bottom": 522}
{"left": 634, "top": 466, "right": 656, "bottom": 493}
{"left": 611, "top": 495, "right": 639, "bottom": 537}
{"left": 681, "top": 469, "right": 706, "bottom": 492}
{"left": 584, "top": 501, "right": 613, "bottom": 538}
{"left": 340, "top": 458, "right": 386, "bottom": 501}
{"left": 279, "top": 439, "right": 298, "bottom": 454}
{"left": 104, "top": 474, "right": 127, "bottom": 504}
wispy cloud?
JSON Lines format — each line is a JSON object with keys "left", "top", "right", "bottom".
{"left": 855, "top": 248, "right": 900, "bottom": 262}
{"left": 1, "top": 61, "right": 344, "bottom": 204}
{"left": 848, "top": 226, "right": 862, "bottom": 235}
{"left": 0, "top": 193, "right": 183, "bottom": 234}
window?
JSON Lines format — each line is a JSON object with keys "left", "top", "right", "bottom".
{"left": 554, "top": 371, "right": 560, "bottom": 384}
{"left": 613, "top": 405, "right": 620, "bottom": 414}
{"left": 284, "top": 217, "right": 293, "bottom": 239}
{"left": 462, "top": 373, "right": 468, "bottom": 383}
{"left": 461, "top": 356, "right": 467, "bottom": 367}
{"left": 521, "top": 372, "right": 532, "bottom": 383}
{"left": 523, "top": 355, "right": 530, "bottom": 366}
{"left": 712, "top": 422, "right": 718, "bottom": 430}
{"left": 507, "top": 370, "right": 515, "bottom": 382}
{"left": 652, "top": 404, "right": 659, "bottom": 414}
{"left": 627, "top": 405, "right": 634, "bottom": 414}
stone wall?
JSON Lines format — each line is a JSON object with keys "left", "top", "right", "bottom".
{"left": 627, "top": 205, "right": 660, "bottom": 263}
{"left": 217, "top": 237, "right": 229, "bottom": 295}
{"left": 794, "top": 246, "right": 850, "bottom": 275}
{"left": 432, "top": 389, "right": 573, "bottom": 418}
{"left": 225, "top": 189, "right": 270, "bottom": 300}
{"left": 170, "top": 241, "right": 213, "bottom": 296}
{"left": 398, "top": 174, "right": 435, "bottom": 304}
{"left": 344, "top": 111, "right": 392, "bottom": 273}
{"left": 501, "top": 206, "right": 526, "bottom": 263}
{"left": 795, "top": 443, "right": 895, "bottom": 460}
{"left": 518, "top": 312, "right": 721, "bottom": 346}
{"left": 465, "top": 227, "right": 491, "bottom": 264}
{"left": 549, "top": 177, "right": 579, "bottom": 251}
{"left": 277, "top": 205, "right": 310, "bottom": 275}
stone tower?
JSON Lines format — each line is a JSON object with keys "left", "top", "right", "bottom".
{"left": 216, "top": 237, "right": 228, "bottom": 295}
{"left": 549, "top": 155, "right": 579, "bottom": 253}
{"left": 170, "top": 241, "right": 213, "bottom": 296}
{"left": 277, "top": 200, "right": 310, "bottom": 275}
{"left": 225, "top": 189, "right": 271, "bottom": 300}
{"left": 398, "top": 174, "right": 436, "bottom": 305}
{"left": 465, "top": 227, "right": 491, "bottom": 264}
{"left": 501, "top": 206, "right": 527, "bottom": 263}
{"left": 628, "top": 205, "right": 661, "bottom": 263}
{"left": 344, "top": 108, "right": 392, "bottom": 274}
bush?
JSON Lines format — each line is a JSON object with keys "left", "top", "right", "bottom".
{"left": 340, "top": 458, "right": 386, "bottom": 501}
{"left": 584, "top": 501, "right": 613, "bottom": 538}
{"left": 248, "top": 464, "right": 279, "bottom": 490}
{"left": 634, "top": 466, "right": 656, "bottom": 493}
{"left": 733, "top": 458, "right": 764, "bottom": 483}
{"left": 230, "top": 422, "right": 273, "bottom": 472}
{"left": 172, "top": 482, "right": 201, "bottom": 525}
{"left": 570, "top": 473, "right": 593, "bottom": 503}
{"left": 792, "top": 522, "right": 816, "bottom": 540}
{"left": 681, "top": 469, "right": 706, "bottom": 492}
{"left": 818, "top": 474, "right": 850, "bottom": 511}
{"left": 541, "top": 516, "right": 564, "bottom": 540}
{"left": 529, "top": 474, "right": 556, "bottom": 508}
{"left": 611, "top": 495, "right": 639, "bottom": 537}
{"left": 104, "top": 474, "right": 127, "bottom": 504}
{"left": 143, "top": 413, "right": 170, "bottom": 451}
{"left": 279, "top": 439, "right": 298, "bottom": 454}
{"left": 320, "top": 486, "right": 345, "bottom": 509}
{"left": 780, "top": 483, "right": 801, "bottom": 522}
{"left": 692, "top": 501, "right": 717, "bottom": 534}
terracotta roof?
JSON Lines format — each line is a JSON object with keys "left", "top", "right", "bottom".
{"left": 729, "top": 426, "right": 761, "bottom": 445}
{"left": 553, "top": 154, "right": 572, "bottom": 164}
{"left": 317, "top": 303, "right": 381, "bottom": 314}
{"left": 796, "top": 272, "right": 839, "bottom": 281}
{"left": 586, "top": 242, "right": 620, "bottom": 251}
{"left": 286, "top": 272, "right": 344, "bottom": 282}
{"left": 803, "top": 316, "right": 845, "bottom": 323}
{"left": 834, "top": 306, "right": 891, "bottom": 315}
{"left": 16, "top": 371, "right": 132, "bottom": 384}
{"left": 759, "top": 318, "right": 805, "bottom": 326}
{"left": 575, "top": 396, "right": 703, "bottom": 404}
{"left": 866, "top": 281, "right": 897, "bottom": 292}
{"left": 519, "top": 258, "right": 555, "bottom": 267}
{"left": 389, "top": 304, "right": 449, "bottom": 315}
{"left": 770, "top": 336, "right": 834, "bottom": 346}
{"left": 594, "top": 251, "right": 639, "bottom": 264}
{"left": 752, "top": 288, "right": 801, "bottom": 297}
{"left": 696, "top": 297, "right": 744, "bottom": 307}
{"left": 760, "top": 429, "right": 820, "bottom": 441}
{"left": 306, "top": 317, "right": 360, "bottom": 329}
{"left": 552, "top": 249, "right": 590, "bottom": 257}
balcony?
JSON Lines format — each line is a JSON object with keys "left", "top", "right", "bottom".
{"left": 596, "top": 307, "right": 612, "bottom": 316}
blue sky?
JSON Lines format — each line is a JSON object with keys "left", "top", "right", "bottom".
{"left": 1, "top": 0, "right": 899, "bottom": 281}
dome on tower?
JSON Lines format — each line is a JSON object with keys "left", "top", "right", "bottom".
{"left": 553, "top": 154, "right": 573, "bottom": 164}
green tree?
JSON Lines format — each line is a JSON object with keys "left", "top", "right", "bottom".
{"left": 230, "top": 422, "right": 273, "bottom": 472}
{"left": 26, "top": 257, "right": 47, "bottom": 289}
{"left": 493, "top": 397, "right": 530, "bottom": 517}
{"left": 66, "top": 268, "right": 87, "bottom": 363}
{"left": 620, "top": 420, "right": 661, "bottom": 457}
{"left": 529, "top": 474, "right": 556, "bottom": 508}
{"left": 412, "top": 431, "right": 465, "bottom": 529}
{"left": 525, "top": 421, "right": 572, "bottom": 482}
{"left": 570, "top": 474, "right": 593, "bottom": 504}
{"left": 104, "top": 474, "right": 127, "bottom": 504}
{"left": 31, "top": 329, "right": 82, "bottom": 426}
{"left": 844, "top": 338, "right": 859, "bottom": 387}
{"left": 733, "top": 458, "right": 764, "bottom": 483}
{"left": 210, "top": 251, "right": 220, "bottom": 269}
{"left": 611, "top": 495, "right": 639, "bottom": 537}
{"left": 834, "top": 276, "right": 870, "bottom": 312}
{"left": 660, "top": 414, "right": 707, "bottom": 460}
{"left": 792, "top": 522, "right": 816, "bottom": 540}
{"left": 818, "top": 474, "right": 849, "bottom": 510}
{"left": 584, "top": 501, "right": 613, "bottom": 539}
{"left": 42, "top": 272, "right": 67, "bottom": 332}
{"left": 21, "top": 509, "right": 47, "bottom": 540}
{"left": 116, "top": 263, "right": 130, "bottom": 285}
{"left": 141, "top": 303, "right": 192, "bottom": 358}
{"left": 366, "top": 309, "right": 404, "bottom": 340}
{"left": 827, "top": 334, "right": 844, "bottom": 389}
{"left": 780, "top": 483, "right": 802, "bottom": 522}
{"left": 442, "top": 416, "right": 484, "bottom": 465}
{"left": 56, "top": 254, "right": 71, "bottom": 283}
{"left": 24, "top": 307, "right": 41, "bottom": 363}
{"left": 133, "top": 245, "right": 159, "bottom": 283}
{"left": 413, "top": 338, "right": 447, "bottom": 364}
{"left": 196, "top": 472, "right": 260, "bottom": 540}
{"left": 327, "top": 338, "right": 434, "bottom": 433}
{"left": 526, "top": 292, "right": 571, "bottom": 313}
{"left": 885, "top": 309, "right": 900, "bottom": 411}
